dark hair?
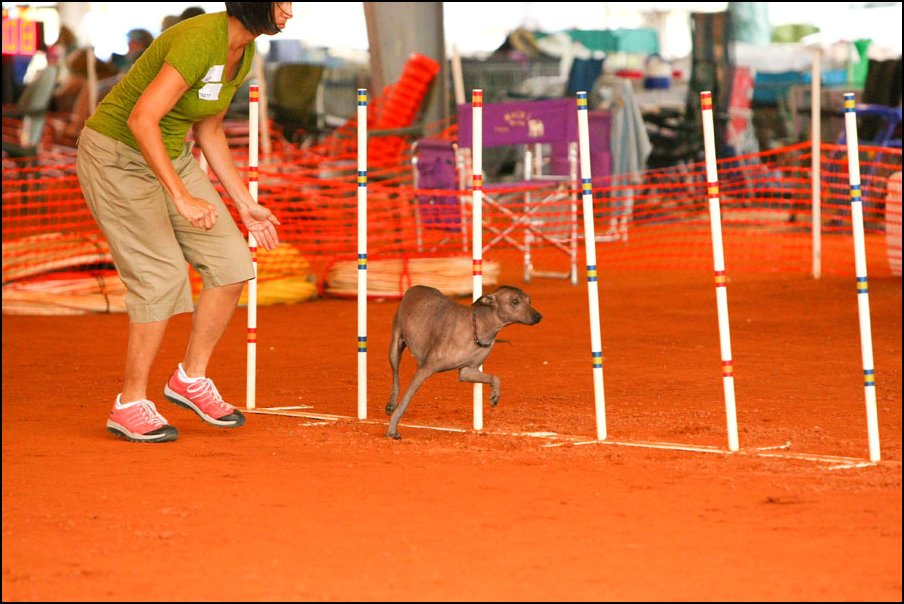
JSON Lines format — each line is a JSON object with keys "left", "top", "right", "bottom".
{"left": 127, "top": 28, "right": 154, "bottom": 47}
{"left": 225, "top": 2, "right": 281, "bottom": 36}
{"left": 179, "top": 6, "right": 206, "bottom": 21}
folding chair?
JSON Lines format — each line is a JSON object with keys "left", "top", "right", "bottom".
{"left": 411, "top": 137, "right": 468, "bottom": 253}
{"left": 457, "top": 97, "right": 583, "bottom": 284}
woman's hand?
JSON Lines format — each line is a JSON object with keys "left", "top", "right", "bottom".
{"left": 174, "top": 195, "right": 219, "bottom": 230}
{"left": 239, "top": 203, "right": 280, "bottom": 251}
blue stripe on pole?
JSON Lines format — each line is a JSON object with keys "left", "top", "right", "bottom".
{"left": 843, "top": 92, "right": 856, "bottom": 111}
{"left": 358, "top": 253, "right": 367, "bottom": 270}
{"left": 864, "top": 368, "right": 875, "bottom": 386}
{"left": 857, "top": 276, "right": 868, "bottom": 293}
{"left": 358, "top": 336, "right": 367, "bottom": 352}
{"left": 592, "top": 351, "right": 602, "bottom": 368}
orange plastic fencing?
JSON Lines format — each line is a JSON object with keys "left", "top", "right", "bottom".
{"left": 2, "top": 136, "right": 901, "bottom": 313}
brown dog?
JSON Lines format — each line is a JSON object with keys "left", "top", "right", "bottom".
{"left": 385, "top": 285, "right": 542, "bottom": 439}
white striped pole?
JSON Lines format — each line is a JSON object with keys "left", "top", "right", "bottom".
{"left": 576, "top": 92, "right": 607, "bottom": 441}
{"left": 471, "top": 89, "right": 484, "bottom": 431}
{"left": 842, "top": 92, "right": 881, "bottom": 462}
{"left": 700, "top": 91, "right": 739, "bottom": 452}
{"left": 246, "top": 84, "right": 260, "bottom": 410}
{"left": 357, "top": 89, "right": 368, "bottom": 420}
{"left": 811, "top": 48, "right": 822, "bottom": 279}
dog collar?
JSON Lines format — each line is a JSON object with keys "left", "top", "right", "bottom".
{"left": 472, "top": 307, "right": 492, "bottom": 347}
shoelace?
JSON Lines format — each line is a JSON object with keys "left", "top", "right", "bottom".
{"left": 135, "top": 400, "right": 168, "bottom": 425}
{"left": 187, "top": 378, "right": 232, "bottom": 411}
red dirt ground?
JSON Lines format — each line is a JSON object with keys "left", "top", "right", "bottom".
{"left": 3, "top": 251, "right": 902, "bottom": 601}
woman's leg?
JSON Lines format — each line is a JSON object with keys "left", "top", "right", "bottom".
{"left": 121, "top": 319, "right": 169, "bottom": 402}
{"left": 181, "top": 282, "right": 244, "bottom": 377}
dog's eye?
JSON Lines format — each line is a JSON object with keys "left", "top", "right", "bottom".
{"left": 511, "top": 298, "right": 520, "bottom": 306}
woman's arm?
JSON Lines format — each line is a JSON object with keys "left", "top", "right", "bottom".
{"left": 127, "top": 63, "right": 218, "bottom": 231}
{"left": 193, "top": 108, "right": 280, "bottom": 250}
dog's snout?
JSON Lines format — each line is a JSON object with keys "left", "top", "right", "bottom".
{"left": 530, "top": 310, "right": 543, "bottom": 324}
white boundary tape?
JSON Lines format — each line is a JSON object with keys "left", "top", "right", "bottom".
{"left": 245, "top": 408, "right": 892, "bottom": 470}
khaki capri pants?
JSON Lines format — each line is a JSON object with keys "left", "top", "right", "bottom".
{"left": 77, "top": 127, "right": 253, "bottom": 323}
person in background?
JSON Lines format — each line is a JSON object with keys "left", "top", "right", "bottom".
{"left": 161, "top": 15, "right": 181, "bottom": 31}
{"left": 47, "top": 25, "right": 77, "bottom": 67}
{"left": 76, "top": 3, "right": 293, "bottom": 443}
{"left": 60, "top": 29, "right": 153, "bottom": 144}
{"left": 54, "top": 47, "right": 119, "bottom": 121}
{"left": 47, "top": 25, "right": 80, "bottom": 112}
{"left": 180, "top": 6, "right": 207, "bottom": 21}
{"left": 111, "top": 28, "right": 154, "bottom": 72}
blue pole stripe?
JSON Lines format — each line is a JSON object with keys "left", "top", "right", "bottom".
{"left": 864, "top": 369, "right": 876, "bottom": 386}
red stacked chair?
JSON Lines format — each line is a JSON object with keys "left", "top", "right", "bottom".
{"left": 369, "top": 53, "right": 441, "bottom": 166}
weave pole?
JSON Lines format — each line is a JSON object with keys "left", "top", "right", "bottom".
{"left": 842, "top": 92, "right": 881, "bottom": 462}
{"left": 575, "top": 91, "right": 607, "bottom": 441}
{"left": 246, "top": 84, "right": 260, "bottom": 410}
{"left": 471, "top": 89, "right": 484, "bottom": 431}
{"left": 700, "top": 91, "right": 739, "bottom": 452}
{"left": 357, "top": 89, "right": 368, "bottom": 420}
{"left": 810, "top": 48, "right": 822, "bottom": 279}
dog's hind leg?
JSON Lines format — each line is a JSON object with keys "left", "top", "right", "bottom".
{"left": 386, "top": 320, "right": 405, "bottom": 414}
{"left": 387, "top": 366, "right": 433, "bottom": 439}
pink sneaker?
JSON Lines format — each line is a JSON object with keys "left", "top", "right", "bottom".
{"left": 163, "top": 364, "right": 246, "bottom": 428}
{"left": 106, "top": 395, "right": 178, "bottom": 443}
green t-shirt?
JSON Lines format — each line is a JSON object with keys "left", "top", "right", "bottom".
{"left": 86, "top": 12, "right": 254, "bottom": 159}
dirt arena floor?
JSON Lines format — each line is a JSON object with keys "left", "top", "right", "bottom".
{"left": 3, "top": 250, "right": 902, "bottom": 601}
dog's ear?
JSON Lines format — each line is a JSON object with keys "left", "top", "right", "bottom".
{"left": 482, "top": 294, "right": 497, "bottom": 307}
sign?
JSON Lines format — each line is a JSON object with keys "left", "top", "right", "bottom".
{"left": 2, "top": 18, "right": 39, "bottom": 56}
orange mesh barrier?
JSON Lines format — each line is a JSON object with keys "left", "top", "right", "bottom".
{"left": 3, "top": 138, "right": 901, "bottom": 314}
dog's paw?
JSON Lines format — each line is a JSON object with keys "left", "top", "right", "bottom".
{"left": 386, "top": 431, "right": 401, "bottom": 440}
{"left": 490, "top": 394, "right": 500, "bottom": 407}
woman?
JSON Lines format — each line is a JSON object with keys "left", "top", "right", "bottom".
{"left": 77, "top": 3, "right": 292, "bottom": 442}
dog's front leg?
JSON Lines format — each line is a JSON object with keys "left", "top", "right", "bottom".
{"left": 459, "top": 366, "right": 501, "bottom": 407}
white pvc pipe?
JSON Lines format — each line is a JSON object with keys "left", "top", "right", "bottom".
{"left": 252, "top": 52, "right": 272, "bottom": 157}
{"left": 246, "top": 84, "right": 260, "bottom": 410}
{"left": 357, "top": 89, "right": 368, "bottom": 420}
{"left": 471, "top": 89, "right": 484, "bottom": 431}
{"left": 451, "top": 46, "right": 465, "bottom": 107}
{"left": 843, "top": 92, "right": 881, "bottom": 462}
{"left": 811, "top": 48, "right": 822, "bottom": 279}
{"left": 86, "top": 46, "right": 97, "bottom": 116}
{"left": 700, "top": 91, "right": 739, "bottom": 453}
{"left": 576, "top": 91, "right": 607, "bottom": 441}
